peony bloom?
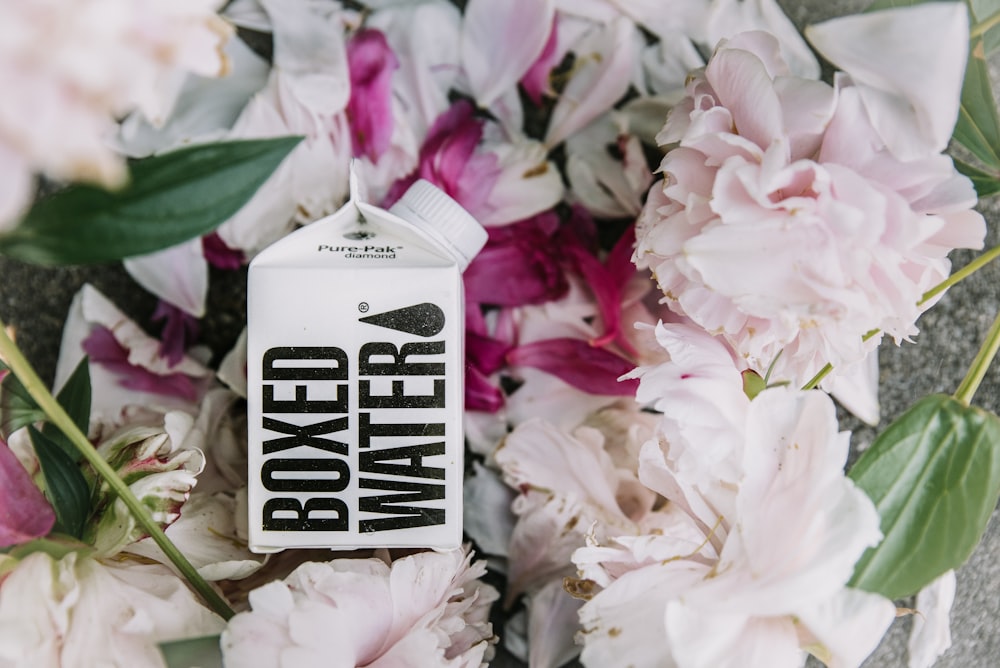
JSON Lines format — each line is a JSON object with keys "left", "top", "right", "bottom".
{"left": 221, "top": 547, "right": 498, "bottom": 667}
{"left": 634, "top": 27, "right": 985, "bottom": 387}
{"left": 571, "top": 387, "right": 896, "bottom": 668}
{"left": 0, "top": 551, "right": 224, "bottom": 668}
{"left": 0, "top": 0, "right": 230, "bottom": 229}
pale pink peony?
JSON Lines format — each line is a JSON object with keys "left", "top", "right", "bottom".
{"left": 220, "top": 548, "right": 498, "bottom": 668}
{"left": 634, "top": 29, "right": 985, "bottom": 387}
{"left": 0, "top": 551, "right": 224, "bottom": 668}
{"left": 0, "top": 0, "right": 230, "bottom": 229}
{"left": 571, "top": 387, "right": 896, "bottom": 668}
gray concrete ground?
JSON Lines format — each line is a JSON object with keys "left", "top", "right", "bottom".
{"left": 0, "top": 1, "right": 997, "bottom": 665}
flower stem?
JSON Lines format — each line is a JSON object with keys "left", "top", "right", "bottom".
{"left": 919, "top": 244, "right": 1000, "bottom": 306}
{"left": 954, "top": 311, "right": 1000, "bottom": 406}
{"left": 971, "top": 10, "right": 1000, "bottom": 41}
{"left": 0, "top": 319, "right": 234, "bottom": 621}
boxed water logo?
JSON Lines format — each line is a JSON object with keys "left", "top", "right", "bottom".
{"left": 246, "top": 178, "right": 486, "bottom": 552}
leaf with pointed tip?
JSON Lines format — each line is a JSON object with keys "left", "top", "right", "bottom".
{"left": 0, "top": 137, "right": 302, "bottom": 265}
{"left": 955, "top": 158, "right": 1000, "bottom": 196}
{"left": 954, "top": 37, "right": 1000, "bottom": 169}
{"left": 0, "top": 361, "right": 43, "bottom": 440}
{"left": 848, "top": 394, "right": 1000, "bottom": 600}
{"left": 42, "top": 358, "right": 92, "bottom": 460}
{"left": 28, "top": 425, "right": 92, "bottom": 540}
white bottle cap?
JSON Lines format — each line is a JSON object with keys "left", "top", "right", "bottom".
{"left": 389, "top": 180, "right": 488, "bottom": 271}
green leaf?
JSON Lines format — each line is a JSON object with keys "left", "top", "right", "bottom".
{"left": 0, "top": 137, "right": 302, "bottom": 265}
{"left": 848, "top": 394, "right": 1000, "bottom": 600}
{"left": 865, "top": 0, "right": 927, "bottom": 11}
{"left": 42, "top": 358, "right": 92, "bottom": 460}
{"left": 159, "top": 635, "right": 223, "bottom": 668}
{"left": 955, "top": 158, "right": 1000, "bottom": 196}
{"left": 969, "top": 1, "right": 1000, "bottom": 55}
{"left": 29, "top": 425, "right": 92, "bottom": 539}
{"left": 0, "top": 362, "right": 44, "bottom": 440}
{"left": 742, "top": 370, "right": 767, "bottom": 400}
{"left": 954, "top": 37, "right": 1000, "bottom": 168}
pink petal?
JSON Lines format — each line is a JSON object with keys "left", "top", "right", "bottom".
{"left": 0, "top": 438, "right": 55, "bottom": 548}
{"left": 520, "top": 19, "right": 559, "bottom": 105}
{"left": 347, "top": 29, "right": 400, "bottom": 161}
{"left": 466, "top": 365, "right": 504, "bottom": 413}
{"left": 82, "top": 326, "right": 200, "bottom": 402}
{"left": 506, "top": 338, "right": 639, "bottom": 396}
{"left": 461, "top": 0, "right": 555, "bottom": 108}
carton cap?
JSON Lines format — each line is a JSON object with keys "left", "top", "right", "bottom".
{"left": 389, "top": 180, "right": 488, "bottom": 271}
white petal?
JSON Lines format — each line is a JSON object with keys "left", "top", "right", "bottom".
{"left": 123, "top": 238, "right": 208, "bottom": 317}
{"left": 463, "top": 461, "right": 516, "bottom": 558}
{"left": 706, "top": 0, "right": 820, "bottom": 79}
{"left": 545, "top": 18, "right": 638, "bottom": 148}
{"left": 118, "top": 36, "right": 270, "bottom": 157}
{"left": 828, "top": 349, "right": 881, "bottom": 427}
{"left": 526, "top": 579, "right": 583, "bottom": 668}
{"left": 481, "top": 139, "right": 563, "bottom": 225}
{"left": 806, "top": 3, "right": 969, "bottom": 158}
{"left": 665, "top": 603, "right": 804, "bottom": 668}
{"left": 908, "top": 570, "right": 957, "bottom": 668}
{"left": 796, "top": 587, "right": 896, "bottom": 668}
{"left": 461, "top": 0, "right": 555, "bottom": 108}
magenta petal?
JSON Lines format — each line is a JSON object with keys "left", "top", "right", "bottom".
{"left": 347, "top": 29, "right": 399, "bottom": 161}
{"left": 466, "top": 365, "right": 505, "bottom": 412}
{"left": 152, "top": 300, "right": 200, "bottom": 367}
{"left": 467, "top": 330, "right": 511, "bottom": 375}
{"left": 82, "top": 326, "right": 199, "bottom": 402}
{"left": 0, "top": 439, "right": 56, "bottom": 548}
{"left": 464, "top": 212, "right": 568, "bottom": 306}
{"left": 202, "top": 232, "right": 244, "bottom": 270}
{"left": 521, "top": 19, "right": 559, "bottom": 105}
{"left": 506, "top": 338, "right": 639, "bottom": 396}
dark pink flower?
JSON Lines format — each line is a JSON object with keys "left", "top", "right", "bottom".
{"left": 82, "top": 326, "right": 199, "bottom": 402}
{"left": 385, "top": 100, "right": 501, "bottom": 215}
{"left": 347, "top": 29, "right": 399, "bottom": 161}
{"left": 464, "top": 211, "right": 568, "bottom": 306}
{"left": 0, "top": 438, "right": 55, "bottom": 548}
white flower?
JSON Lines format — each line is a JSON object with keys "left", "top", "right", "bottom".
{"left": 0, "top": 0, "right": 230, "bottom": 229}
{"left": 572, "top": 387, "right": 896, "bottom": 668}
{"left": 0, "top": 551, "right": 223, "bottom": 668}
{"left": 221, "top": 548, "right": 498, "bottom": 667}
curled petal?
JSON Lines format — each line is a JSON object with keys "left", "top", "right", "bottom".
{"left": 506, "top": 338, "right": 639, "bottom": 397}
{"left": 462, "top": 0, "right": 555, "bottom": 108}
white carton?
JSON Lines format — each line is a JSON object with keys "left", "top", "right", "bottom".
{"left": 246, "top": 177, "right": 486, "bottom": 553}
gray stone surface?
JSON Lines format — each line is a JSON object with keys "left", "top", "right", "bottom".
{"left": 0, "top": 1, "right": 997, "bottom": 666}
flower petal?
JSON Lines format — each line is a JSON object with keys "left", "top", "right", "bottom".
{"left": 461, "top": 0, "right": 555, "bottom": 108}
{"left": 0, "top": 438, "right": 55, "bottom": 547}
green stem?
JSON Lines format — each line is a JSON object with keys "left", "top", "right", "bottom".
{"left": 954, "top": 311, "right": 1000, "bottom": 405}
{"left": 0, "top": 320, "right": 234, "bottom": 621}
{"left": 920, "top": 244, "right": 1000, "bottom": 306}
{"left": 971, "top": 9, "right": 1000, "bottom": 41}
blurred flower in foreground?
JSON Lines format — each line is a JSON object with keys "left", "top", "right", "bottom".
{"left": 221, "top": 547, "right": 498, "bottom": 667}
{"left": 0, "top": 0, "right": 231, "bottom": 228}
{"left": 0, "top": 551, "right": 223, "bottom": 668}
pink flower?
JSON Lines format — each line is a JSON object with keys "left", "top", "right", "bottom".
{"left": 221, "top": 548, "right": 498, "bottom": 668}
{"left": 0, "top": 438, "right": 55, "bottom": 548}
{"left": 571, "top": 388, "right": 896, "bottom": 668}
{"left": 347, "top": 29, "right": 399, "bottom": 162}
{"left": 634, "top": 30, "right": 985, "bottom": 387}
